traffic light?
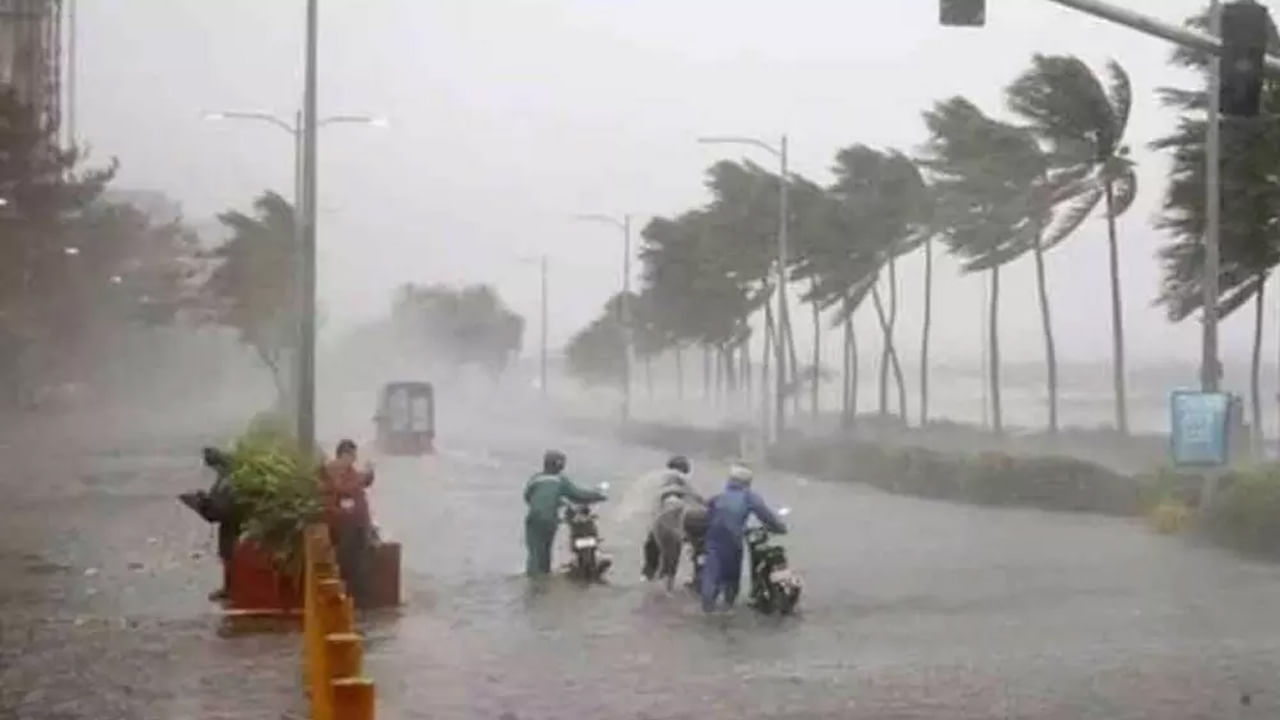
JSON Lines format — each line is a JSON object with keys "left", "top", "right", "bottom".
{"left": 940, "top": 0, "right": 985, "bottom": 27}
{"left": 1219, "top": 1, "right": 1271, "bottom": 117}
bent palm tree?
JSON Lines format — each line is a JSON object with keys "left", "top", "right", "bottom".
{"left": 1007, "top": 54, "right": 1138, "bottom": 435}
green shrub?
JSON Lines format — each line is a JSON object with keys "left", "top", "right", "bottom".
{"left": 226, "top": 419, "right": 324, "bottom": 574}
{"left": 770, "top": 437, "right": 1137, "bottom": 516}
{"left": 1202, "top": 465, "right": 1280, "bottom": 558}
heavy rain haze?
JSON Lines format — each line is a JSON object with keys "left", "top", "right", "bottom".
{"left": 79, "top": 0, "right": 1259, "bottom": 361}
{"left": 11, "top": 1, "right": 1280, "bottom": 719}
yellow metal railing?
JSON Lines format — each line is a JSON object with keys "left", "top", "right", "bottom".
{"left": 303, "top": 524, "right": 376, "bottom": 720}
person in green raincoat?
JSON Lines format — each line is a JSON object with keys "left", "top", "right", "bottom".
{"left": 524, "top": 449, "right": 607, "bottom": 576}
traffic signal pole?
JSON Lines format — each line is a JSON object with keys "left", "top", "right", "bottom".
{"left": 1042, "top": 0, "right": 1280, "bottom": 79}
{"left": 1032, "top": 0, "right": 1279, "bottom": 393}
{"left": 1204, "top": 0, "right": 1222, "bottom": 393}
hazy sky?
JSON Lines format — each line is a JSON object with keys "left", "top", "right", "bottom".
{"left": 76, "top": 0, "right": 1272, "bottom": 367}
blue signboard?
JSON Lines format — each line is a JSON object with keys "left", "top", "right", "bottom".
{"left": 1169, "top": 391, "right": 1230, "bottom": 467}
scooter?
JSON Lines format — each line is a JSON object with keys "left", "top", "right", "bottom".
{"left": 563, "top": 483, "right": 612, "bottom": 582}
{"left": 746, "top": 507, "right": 801, "bottom": 615}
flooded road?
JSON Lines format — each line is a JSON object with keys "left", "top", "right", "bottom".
{"left": 362, "top": 409, "right": 1280, "bottom": 720}
{"left": 3, "top": 402, "right": 1280, "bottom": 719}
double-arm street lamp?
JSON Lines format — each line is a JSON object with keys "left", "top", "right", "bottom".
{"left": 697, "top": 134, "right": 790, "bottom": 441}
{"left": 202, "top": 109, "right": 385, "bottom": 441}
{"left": 573, "top": 213, "right": 634, "bottom": 424}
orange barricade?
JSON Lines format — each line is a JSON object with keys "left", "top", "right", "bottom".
{"left": 303, "top": 524, "right": 376, "bottom": 720}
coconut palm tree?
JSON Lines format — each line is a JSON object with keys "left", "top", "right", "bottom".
{"left": 1006, "top": 54, "right": 1138, "bottom": 435}
{"left": 921, "top": 97, "right": 1051, "bottom": 436}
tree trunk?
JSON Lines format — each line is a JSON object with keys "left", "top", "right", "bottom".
{"left": 644, "top": 356, "right": 654, "bottom": 400}
{"left": 842, "top": 293, "right": 859, "bottom": 429}
{"left": 1104, "top": 180, "right": 1129, "bottom": 435}
{"left": 780, "top": 290, "right": 801, "bottom": 415}
{"left": 675, "top": 346, "right": 684, "bottom": 401}
{"left": 1251, "top": 276, "right": 1266, "bottom": 459}
{"left": 876, "top": 281, "right": 890, "bottom": 417}
{"left": 870, "top": 284, "right": 908, "bottom": 423}
{"left": 723, "top": 344, "right": 737, "bottom": 394}
{"left": 919, "top": 238, "right": 933, "bottom": 427}
{"left": 988, "top": 266, "right": 1003, "bottom": 436}
{"left": 763, "top": 302, "right": 776, "bottom": 435}
{"left": 702, "top": 345, "right": 711, "bottom": 400}
{"left": 888, "top": 257, "right": 904, "bottom": 420}
{"left": 1032, "top": 231, "right": 1059, "bottom": 434}
{"left": 811, "top": 283, "right": 821, "bottom": 422}
{"left": 741, "top": 342, "right": 751, "bottom": 412}
{"left": 713, "top": 344, "right": 723, "bottom": 406}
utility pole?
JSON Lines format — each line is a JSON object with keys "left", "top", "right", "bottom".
{"left": 621, "top": 214, "right": 633, "bottom": 424}
{"left": 572, "top": 213, "right": 635, "bottom": 423}
{"left": 1203, "top": 0, "right": 1223, "bottom": 393}
{"left": 298, "top": 0, "right": 319, "bottom": 454}
{"left": 775, "top": 135, "right": 790, "bottom": 441}
{"left": 66, "top": 0, "right": 76, "bottom": 147}
{"left": 289, "top": 109, "right": 304, "bottom": 424}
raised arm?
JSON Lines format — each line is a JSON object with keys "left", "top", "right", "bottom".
{"left": 560, "top": 477, "right": 606, "bottom": 504}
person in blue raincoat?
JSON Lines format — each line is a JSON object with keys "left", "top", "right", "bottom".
{"left": 700, "top": 463, "right": 787, "bottom": 613}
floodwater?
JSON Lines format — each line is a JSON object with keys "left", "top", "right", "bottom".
{"left": 360, "top": 405, "right": 1280, "bottom": 720}
{"left": 3, "top": 401, "right": 1280, "bottom": 719}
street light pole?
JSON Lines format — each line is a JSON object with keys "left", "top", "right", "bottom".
{"left": 573, "top": 213, "right": 635, "bottom": 423}
{"left": 696, "top": 134, "right": 790, "bottom": 442}
{"left": 777, "top": 135, "right": 790, "bottom": 436}
{"left": 1203, "top": 0, "right": 1223, "bottom": 393}
{"left": 622, "top": 214, "right": 633, "bottom": 424}
{"left": 299, "top": 0, "right": 320, "bottom": 455}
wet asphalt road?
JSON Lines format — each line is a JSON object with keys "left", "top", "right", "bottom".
{"left": 4, "top": 400, "right": 1280, "bottom": 719}
{"left": 356, "top": 407, "right": 1280, "bottom": 720}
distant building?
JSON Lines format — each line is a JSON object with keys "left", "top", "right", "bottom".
{"left": 0, "top": 0, "right": 62, "bottom": 134}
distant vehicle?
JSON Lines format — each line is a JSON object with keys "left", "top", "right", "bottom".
{"left": 373, "top": 381, "right": 435, "bottom": 456}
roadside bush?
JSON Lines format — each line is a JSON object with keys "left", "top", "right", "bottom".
{"left": 1201, "top": 465, "right": 1280, "bottom": 558}
{"left": 770, "top": 437, "right": 1137, "bottom": 515}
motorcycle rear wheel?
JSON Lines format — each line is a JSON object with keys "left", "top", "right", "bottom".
{"left": 777, "top": 585, "right": 800, "bottom": 616}
{"left": 575, "top": 547, "right": 597, "bottom": 580}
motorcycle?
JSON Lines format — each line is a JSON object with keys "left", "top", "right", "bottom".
{"left": 746, "top": 507, "right": 801, "bottom": 615}
{"left": 563, "top": 482, "right": 612, "bottom": 582}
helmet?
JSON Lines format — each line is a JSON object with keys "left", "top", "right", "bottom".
{"left": 728, "top": 463, "right": 753, "bottom": 484}
{"left": 543, "top": 449, "right": 567, "bottom": 474}
{"left": 666, "top": 455, "right": 691, "bottom": 475}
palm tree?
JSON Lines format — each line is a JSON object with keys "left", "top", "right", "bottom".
{"left": 824, "top": 146, "right": 930, "bottom": 424}
{"left": 921, "top": 98, "right": 1050, "bottom": 435}
{"left": 200, "top": 190, "right": 296, "bottom": 399}
{"left": 1006, "top": 54, "right": 1138, "bottom": 435}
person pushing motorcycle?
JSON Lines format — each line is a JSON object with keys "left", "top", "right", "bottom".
{"left": 700, "top": 463, "right": 787, "bottom": 613}
{"left": 642, "top": 455, "right": 706, "bottom": 590}
{"left": 523, "top": 450, "right": 607, "bottom": 577}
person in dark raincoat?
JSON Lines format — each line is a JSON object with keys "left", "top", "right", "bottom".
{"left": 700, "top": 463, "right": 787, "bottom": 613}
{"left": 523, "top": 450, "right": 607, "bottom": 576}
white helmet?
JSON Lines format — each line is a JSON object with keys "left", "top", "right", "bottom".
{"left": 728, "top": 463, "right": 754, "bottom": 484}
